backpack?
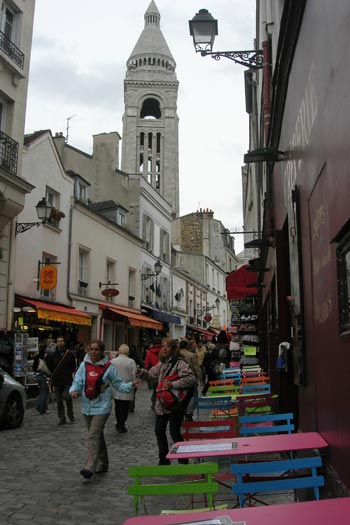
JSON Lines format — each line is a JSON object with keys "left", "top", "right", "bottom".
{"left": 85, "top": 361, "right": 111, "bottom": 400}
{"left": 156, "top": 372, "right": 187, "bottom": 410}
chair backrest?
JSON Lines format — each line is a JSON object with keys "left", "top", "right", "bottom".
{"left": 238, "top": 412, "right": 294, "bottom": 436}
{"left": 221, "top": 369, "right": 241, "bottom": 382}
{"left": 182, "top": 419, "right": 238, "bottom": 440}
{"left": 242, "top": 383, "right": 271, "bottom": 395}
{"left": 236, "top": 393, "right": 276, "bottom": 416}
{"left": 231, "top": 456, "right": 324, "bottom": 507}
{"left": 194, "top": 396, "right": 232, "bottom": 418}
{"left": 209, "top": 379, "right": 235, "bottom": 387}
{"left": 208, "top": 384, "right": 242, "bottom": 397}
{"left": 128, "top": 462, "right": 219, "bottom": 515}
{"left": 241, "top": 375, "right": 270, "bottom": 386}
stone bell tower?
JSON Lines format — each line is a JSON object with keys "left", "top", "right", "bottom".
{"left": 121, "top": 1, "right": 179, "bottom": 216}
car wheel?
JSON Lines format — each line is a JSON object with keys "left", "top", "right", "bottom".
{"left": 3, "top": 393, "right": 24, "bottom": 429}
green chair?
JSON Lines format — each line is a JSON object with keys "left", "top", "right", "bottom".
{"left": 128, "top": 462, "right": 222, "bottom": 515}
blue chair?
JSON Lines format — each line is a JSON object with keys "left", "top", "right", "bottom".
{"left": 238, "top": 412, "right": 294, "bottom": 436}
{"left": 242, "top": 384, "right": 271, "bottom": 395}
{"left": 193, "top": 396, "right": 232, "bottom": 419}
{"left": 231, "top": 456, "right": 324, "bottom": 507}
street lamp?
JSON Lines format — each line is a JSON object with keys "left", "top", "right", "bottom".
{"left": 189, "top": 9, "right": 263, "bottom": 69}
{"left": 15, "top": 197, "right": 52, "bottom": 235}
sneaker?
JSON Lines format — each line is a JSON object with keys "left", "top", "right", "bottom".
{"left": 40, "top": 410, "right": 50, "bottom": 415}
{"left": 58, "top": 419, "right": 66, "bottom": 425}
{"left": 69, "top": 417, "right": 76, "bottom": 423}
{"left": 80, "top": 469, "right": 93, "bottom": 480}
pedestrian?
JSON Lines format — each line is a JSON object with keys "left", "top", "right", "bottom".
{"left": 70, "top": 338, "right": 138, "bottom": 480}
{"left": 138, "top": 338, "right": 196, "bottom": 465}
{"left": 144, "top": 337, "right": 162, "bottom": 410}
{"left": 195, "top": 340, "right": 207, "bottom": 386}
{"left": 75, "top": 342, "right": 87, "bottom": 367}
{"left": 33, "top": 343, "right": 51, "bottom": 414}
{"left": 179, "top": 339, "right": 201, "bottom": 421}
{"left": 201, "top": 343, "right": 219, "bottom": 395}
{"left": 110, "top": 344, "right": 137, "bottom": 433}
{"left": 46, "top": 335, "right": 76, "bottom": 425}
{"left": 128, "top": 344, "right": 144, "bottom": 412}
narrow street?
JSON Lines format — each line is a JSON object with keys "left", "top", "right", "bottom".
{"left": 0, "top": 383, "right": 161, "bottom": 525}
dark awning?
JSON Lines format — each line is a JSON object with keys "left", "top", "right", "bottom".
{"left": 152, "top": 310, "right": 181, "bottom": 325}
{"left": 226, "top": 265, "right": 258, "bottom": 300}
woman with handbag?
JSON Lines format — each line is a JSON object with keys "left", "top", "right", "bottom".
{"left": 33, "top": 343, "right": 51, "bottom": 414}
{"left": 138, "top": 338, "right": 196, "bottom": 465}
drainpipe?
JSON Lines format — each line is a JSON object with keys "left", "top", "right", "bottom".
{"left": 262, "top": 39, "right": 271, "bottom": 145}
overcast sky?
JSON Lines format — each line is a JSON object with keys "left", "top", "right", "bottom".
{"left": 25, "top": 0, "right": 256, "bottom": 253}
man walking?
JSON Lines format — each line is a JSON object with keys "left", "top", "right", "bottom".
{"left": 46, "top": 336, "right": 76, "bottom": 425}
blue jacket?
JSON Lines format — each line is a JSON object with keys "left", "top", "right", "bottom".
{"left": 70, "top": 355, "right": 133, "bottom": 415}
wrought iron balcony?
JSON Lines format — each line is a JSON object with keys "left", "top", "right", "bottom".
{"left": 0, "top": 130, "right": 19, "bottom": 175}
{"left": 0, "top": 30, "right": 24, "bottom": 69}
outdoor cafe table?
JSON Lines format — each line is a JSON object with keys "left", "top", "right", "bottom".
{"left": 166, "top": 432, "right": 328, "bottom": 461}
{"left": 122, "top": 497, "right": 350, "bottom": 525}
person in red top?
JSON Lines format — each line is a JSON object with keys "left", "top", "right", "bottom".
{"left": 144, "top": 337, "right": 162, "bottom": 369}
{"left": 144, "top": 337, "right": 162, "bottom": 410}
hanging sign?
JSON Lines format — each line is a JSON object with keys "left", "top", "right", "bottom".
{"left": 101, "top": 288, "right": 119, "bottom": 298}
{"left": 39, "top": 265, "right": 57, "bottom": 290}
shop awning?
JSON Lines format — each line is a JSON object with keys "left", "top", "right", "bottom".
{"left": 18, "top": 297, "right": 92, "bottom": 326}
{"left": 226, "top": 265, "right": 258, "bottom": 300}
{"left": 186, "top": 325, "right": 214, "bottom": 341}
{"left": 152, "top": 310, "right": 181, "bottom": 325}
{"left": 103, "top": 306, "right": 163, "bottom": 330}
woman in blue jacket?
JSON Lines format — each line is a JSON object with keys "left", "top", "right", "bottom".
{"left": 70, "top": 338, "right": 137, "bottom": 479}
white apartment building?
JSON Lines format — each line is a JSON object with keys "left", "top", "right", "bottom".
{"left": 0, "top": 0, "right": 35, "bottom": 338}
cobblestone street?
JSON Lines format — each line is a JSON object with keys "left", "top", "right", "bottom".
{"left": 0, "top": 382, "right": 296, "bottom": 525}
{"left": 0, "top": 383, "right": 161, "bottom": 525}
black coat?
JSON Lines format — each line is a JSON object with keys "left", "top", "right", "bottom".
{"left": 46, "top": 348, "right": 76, "bottom": 387}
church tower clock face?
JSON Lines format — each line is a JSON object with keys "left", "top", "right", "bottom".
{"left": 121, "top": 1, "right": 179, "bottom": 217}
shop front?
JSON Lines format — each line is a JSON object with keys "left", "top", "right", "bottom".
{"left": 13, "top": 296, "right": 92, "bottom": 387}
{"left": 99, "top": 304, "right": 163, "bottom": 355}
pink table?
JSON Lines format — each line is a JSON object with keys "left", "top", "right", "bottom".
{"left": 122, "top": 497, "right": 350, "bottom": 525}
{"left": 166, "top": 432, "right": 328, "bottom": 460}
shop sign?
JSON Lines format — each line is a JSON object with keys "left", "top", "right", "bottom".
{"left": 39, "top": 265, "right": 57, "bottom": 290}
{"left": 212, "top": 314, "right": 221, "bottom": 328}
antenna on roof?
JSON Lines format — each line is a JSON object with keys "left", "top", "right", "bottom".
{"left": 65, "top": 114, "right": 76, "bottom": 143}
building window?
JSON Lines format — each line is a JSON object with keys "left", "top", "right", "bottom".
{"left": 117, "top": 210, "right": 126, "bottom": 227}
{"left": 46, "top": 187, "right": 62, "bottom": 228}
{"left": 1, "top": 3, "right": 16, "bottom": 42}
{"left": 74, "top": 177, "right": 89, "bottom": 204}
{"left": 336, "top": 230, "right": 350, "bottom": 335}
{"left": 78, "top": 247, "right": 89, "bottom": 296}
{"left": 142, "top": 214, "right": 154, "bottom": 252}
{"left": 160, "top": 229, "right": 169, "bottom": 263}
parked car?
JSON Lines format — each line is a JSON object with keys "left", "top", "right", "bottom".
{"left": 0, "top": 366, "right": 26, "bottom": 429}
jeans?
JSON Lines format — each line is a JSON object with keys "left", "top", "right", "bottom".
{"left": 82, "top": 413, "right": 110, "bottom": 472}
{"left": 35, "top": 374, "right": 49, "bottom": 413}
{"left": 155, "top": 411, "right": 185, "bottom": 463}
{"left": 54, "top": 384, "right": 74, "bottom": 421}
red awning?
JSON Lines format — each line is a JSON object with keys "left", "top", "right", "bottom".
{"left": 186, "top": 325, "right": 214, "bottom": 341}
{"left": 226, "top": 265, "right": 258, "bottom": 300}
{"left": 102, "top": 306, "right": 163, "bottom": 330}
{"left": 18, "top": 297, "right": 92, "bottom": 326}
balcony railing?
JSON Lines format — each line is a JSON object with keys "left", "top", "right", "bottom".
{"left": 0, "top": 130, "right": 19, "bottom": 174}
{"left": 0, "top": 30, "right": 24, "bottom": 69}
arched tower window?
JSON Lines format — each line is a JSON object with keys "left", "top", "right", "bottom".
{"left": 140, "top": 98, "right": 161, "bottom": 119}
